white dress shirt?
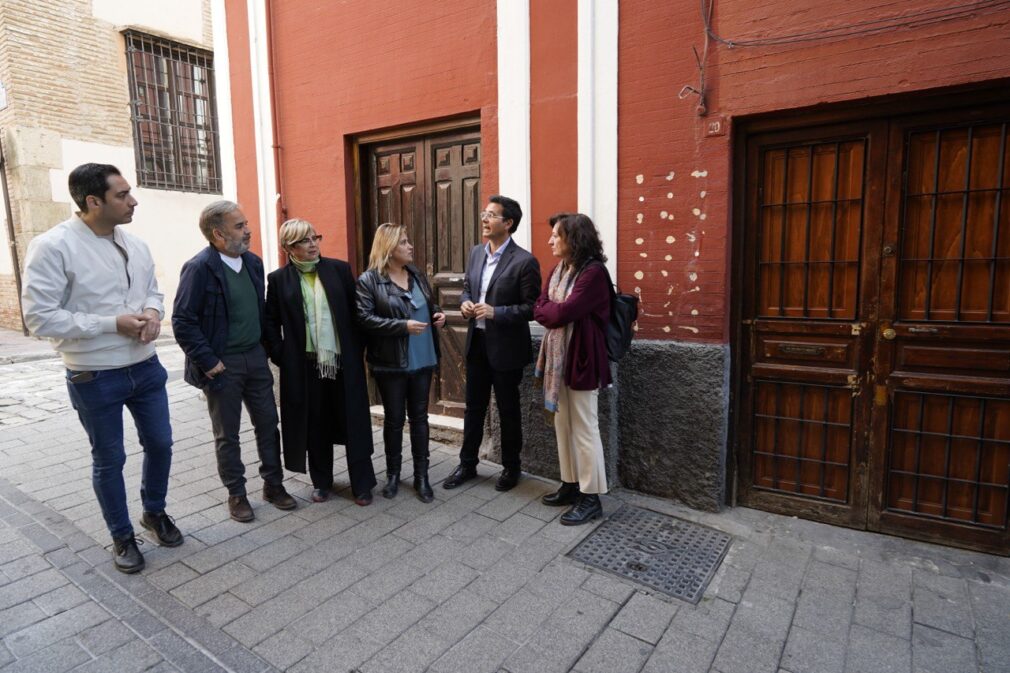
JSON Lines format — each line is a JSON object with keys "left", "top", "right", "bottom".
{"left": 476, "top": 236, "right": 511, "bottom": 329}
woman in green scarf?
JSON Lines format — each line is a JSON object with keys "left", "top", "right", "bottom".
{"left": 265, "top": 219, "right": 376, "bottom": 506}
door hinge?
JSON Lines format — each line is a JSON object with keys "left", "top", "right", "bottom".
{"left": 851, "top": 323, "right": 862, "bottom": 336}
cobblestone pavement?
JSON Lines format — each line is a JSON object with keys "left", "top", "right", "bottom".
{"left": 0, "top": 337, "right": 1007, "bottom": 672}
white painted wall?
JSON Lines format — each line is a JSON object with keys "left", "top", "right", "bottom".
{"left": 50, "top": 139, "right": 220, "bottom": 321}
{"left": 91, "top": 0, "right": 204, "bottom": 43}
{"left": 247, "top": 0, "right": 280, "bottom": 273}
{"left": 496, "top": 0, "right": 532, "bottom": 250}
{"left": 578, "top": 0, "right": 618, "bottom": 278}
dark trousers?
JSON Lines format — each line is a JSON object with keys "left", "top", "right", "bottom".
{"left": 460, "top": 329, "right": 524, "bottom": 470}
{"left": 373, "top": 369, "right": 433, "bottom": 467}
{"left": 204, "top": 344, "right": 284, "bottom": 496}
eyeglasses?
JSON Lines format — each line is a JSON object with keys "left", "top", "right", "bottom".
{"left": 293, "top": 235, "right": 322, "bottom": 246}
{"left": 479, "top": 211, "right": 504, "bottom": 220}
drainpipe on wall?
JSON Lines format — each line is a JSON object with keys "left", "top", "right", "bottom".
{"left": 0, "top": 135, "right": 26, "bottom": 335}
{"left": 265, "top": 0, "right": 287, "bottom": 244}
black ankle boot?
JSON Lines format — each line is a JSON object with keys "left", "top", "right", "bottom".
{"left": 542, "top": 482, "right": 580, "bottom": 507}
{"left": 413, "top": 459, "right": 434, "bottom": 503}
{"left": 382, "top": 472, "right": 400, "bottom": 499}
{"left": 560, "top": 494, "right": 602, "bottom": 526}
{"left": 111, "top": 533, "right": 145, "bottom": 573}
{"left": 382, "top": 454, "right": 402, "bottom": 499}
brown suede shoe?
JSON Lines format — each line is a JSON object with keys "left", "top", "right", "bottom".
{"left": 263, "top": 484, "right": 297, "bottom": 510}
{"left": 228, "top": 495, "right": 254, "bottom": 523}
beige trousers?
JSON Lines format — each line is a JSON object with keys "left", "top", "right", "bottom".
{"left": 554, "top": 385, "right": 608, "bottom": 494}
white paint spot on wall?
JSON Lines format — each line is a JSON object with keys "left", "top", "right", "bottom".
{"left": 635, "top": 237, "right": 644, "bottom": 245}
{"left": 663, "top": 301, "right": 670, "bottom": 308}
{"left": 688, "top": 272, "right": 698, "bottom": 282}
{"left": 639, "top": 252, "right": 648, "bottom": 258}
{"left": 638, "top": 196, "right": 645, "bottom": 202}
{"left": 634, "top": 287, "right": 641, "bottom": 294}
{"left": 660, "top": 210, "right": 668, "bottom": 219}
{"left": 694, "top": 251, "right": 700, "bottom": 257}
{"left": 691, "top": 309, "right": 699, "bottom": 316}
{"left": 633, "top": 324, "right": 639, "bottom": 332}
{"left": 692, "top": 208, "right": 701, "bottom": 216}
{"left": 691, "top": 170, "right": 708, "bottom": 178}
{"left": 667, "top": 286, "right": 674, "bottom": 295}
{"left": 661, "top": 270, "right": 668, "bottom": 277}
{"left": 662, "top": 326, "right": 671, "bottom": 333}
{"left": 667, "top": 214, "right": 675, "bottom": 220}
{"left": 665, "top": 235, "right": 675, "bottom": 244}
{"left": 686, "top": 232, "right": 696, "bottom": 242}
{"left": 687, "top": 286, "right": 700, "bottom": 293}
{"left": 665, "top": 255, "right": 672, "bottom": 261}
{"left": 635, "top": 174, "right": 644, "bottom": 184}
{"left": 634, "top": 270, "right": 644, "bottom": 280}
{"left": 667, "top": 192, "right": 673, "bottom": 199}
{"left": 665, "top": 171, "right": 674, "bottom": 180}
{"left": 679, "top": 326, "right": 700, "bottom": 333}
{"left": 700, "top": 213, "right": 707, "bottom": 221}
{"left": 700, "top": 190, "right": 707, "bottom": 198}
{"left": 636, "top": 213, "right": 643, "bottom": 224}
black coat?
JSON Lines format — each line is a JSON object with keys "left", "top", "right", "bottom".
{"left": 264, "top": 258, "right": 373, "bottom": 474}
{"left": 461, "top": 240, "right": 541, "bottom": 370}
{"left": 355, "top": 266, "right": 442, "bottom": 371}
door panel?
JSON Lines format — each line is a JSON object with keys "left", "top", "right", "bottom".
{"left": 363, "top": 129, "right": 481, "bottom": 418}
{"left": 871, "top": 112, "right": 1010, "bottom": 553}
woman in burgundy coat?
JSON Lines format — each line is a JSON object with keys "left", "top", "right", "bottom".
{"left": 533, "top": 212, "right": 612, "bottom": 525}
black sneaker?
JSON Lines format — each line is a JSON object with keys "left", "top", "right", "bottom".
{"left": 111, "top": 534, "right": 145, "bottom": 574}
{"left": 140, "top": 511, "right": 183, "bottom": 547}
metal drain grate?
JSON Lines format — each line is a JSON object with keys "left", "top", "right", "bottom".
{"left": 567, "top": 505, "right": 731, "bottom": 604}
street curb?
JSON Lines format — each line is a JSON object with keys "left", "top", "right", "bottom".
{"left": 0, "top": 335, "right": 179, "bottom": 365}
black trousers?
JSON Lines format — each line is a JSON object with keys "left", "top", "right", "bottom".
{"left": 204, "top": 344, "right": 284, "bottom": 496}
{"left": 373, "top": 368, "right": 433, "bottom": 467}
{"left": 459, "top": 329, "right": 524, "bottom": 470}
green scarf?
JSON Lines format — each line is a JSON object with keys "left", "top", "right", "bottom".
{"left": 290, "top": 256, "right": 341, "bottom": 379}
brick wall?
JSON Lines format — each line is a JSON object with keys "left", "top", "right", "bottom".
{"left": 618, "top": 0, "right": 1010, "bottom": 342}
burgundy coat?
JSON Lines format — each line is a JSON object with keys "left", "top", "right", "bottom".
{"left": 534, "top": 262, "right": 612, "bottom": 390}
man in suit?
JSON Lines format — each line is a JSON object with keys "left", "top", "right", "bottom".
{"left": 442, "top": 195, "right": 542, "bottom": 491}
{"left": 173, "top": 201, "right": 296, "bottom": 522}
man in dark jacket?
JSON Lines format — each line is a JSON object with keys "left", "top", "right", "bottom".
{"left": 172, "top": 201, "right": 296, "bottom": 522}
{"left": 442, "top": 195, "right": 542, "bottom": 491}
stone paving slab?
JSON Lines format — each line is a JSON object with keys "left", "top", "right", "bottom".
{"left": 0, "top": 343, "right": 1007, "bottom": 672}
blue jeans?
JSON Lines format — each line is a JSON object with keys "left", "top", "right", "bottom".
{"left": 66, "top": 355, "right": 173, "bottom": 539}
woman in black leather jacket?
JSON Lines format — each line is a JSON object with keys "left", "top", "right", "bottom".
{"left": 356, "top": 223, "right": 445, "bottom": 503}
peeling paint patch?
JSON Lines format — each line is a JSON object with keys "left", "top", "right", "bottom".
{"left": 686, "top": 232, "right": 696, "bottom": 242}
{"left": 663, "top": 301, "right": 670, "bottom": 308}
{"left": 635, "top": 174, "right": 644, "bottom": 184}
{"left": 665, "top": 171, "right": 674, "bottom": 180}
{"left": 687, "top": 286, "right": 700, "bottom": 293}
{"left": 662, "top": 326, "right": 671, "bottom": 333}
{"left": 691, "top": 170, "right": 708, "bottom": 178}
{"left": 633, "top": 324, "right": 639, "bottom": 332}
{"left": 634, "top": 286, "right": 641, "bottom": 294}
{"left": 636, "top": 213, "right": 644, "bottom": 224}
{"left": 679, "top": 326, "right": 700, "bottom": 333}
{"left": 634, "top": 271, "right": 644, "bottom": 280}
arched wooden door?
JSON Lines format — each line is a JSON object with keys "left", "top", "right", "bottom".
{"left": 737, "top": 102, "right": 1010, "bottom": 554}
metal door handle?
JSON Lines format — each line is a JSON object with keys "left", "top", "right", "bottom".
{"left": 882, "top": 328, "right": 896, "bottom": 340}
{"left": 908, "top": 326, "right": 938, "bottom": 334}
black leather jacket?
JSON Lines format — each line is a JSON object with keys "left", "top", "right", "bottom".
{"left": 355, "top": 265, "right": 442, "bottom": 370}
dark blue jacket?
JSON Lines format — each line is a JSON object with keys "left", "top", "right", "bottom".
{"left": 172, "top": 246, "right": 267, "bottom": 389}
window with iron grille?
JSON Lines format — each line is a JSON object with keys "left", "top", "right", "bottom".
{"left": 124, "top": 31, "right": 222, "bottom": 193}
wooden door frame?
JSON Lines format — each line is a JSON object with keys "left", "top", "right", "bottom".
{"left": 349, "top": 115, "right": 481, "bottom": 274}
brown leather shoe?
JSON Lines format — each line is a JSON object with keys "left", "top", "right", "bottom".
{"left": 228, "top": 495, "right": 254, "bottom": 523}
{"left": 263, "top": 484, "right": 297, "bottom": 510}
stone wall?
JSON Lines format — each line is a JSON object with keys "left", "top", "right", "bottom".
{"left": 481, "top": 338, "right": 728, "bottom": 512}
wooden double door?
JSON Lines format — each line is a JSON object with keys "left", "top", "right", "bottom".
{"left": 361, "top": 128, "right": 482, "bottom": 417}
{"left": 737, "top": 103, "right": 1010, "bottom": 554}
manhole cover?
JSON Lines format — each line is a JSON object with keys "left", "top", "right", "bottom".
{"left": 567, "top": 505, "right": 731, "bottom": 604}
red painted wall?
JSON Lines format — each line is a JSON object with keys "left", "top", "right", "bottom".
{"left": 266, "top": 0, "right": 499, "bottom": 266}
{"left": 529, "top": 0, "right": 578, "bottom": 268}
{"left": 618, "top": 0, "right": 1010, "bottom": 342}
{"left": 224, "top": 0, "right": 261, "bottom": 255}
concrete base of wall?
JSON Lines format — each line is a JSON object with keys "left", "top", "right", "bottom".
{"left": 480, "top": 338, "right": 729, "bottom": 512}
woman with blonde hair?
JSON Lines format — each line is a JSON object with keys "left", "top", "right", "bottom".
{"left": 534, "top": 212, "right": 612, "bottom": 525}
{"left": 264, "top": 219, "right": 376, "bottom": 506}
{"left": 356, "top": 223, "right": 445, "bottom": 502}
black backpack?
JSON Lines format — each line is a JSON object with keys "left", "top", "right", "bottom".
{"left": 594, "top": 263, "right": 638, "bottom": 361}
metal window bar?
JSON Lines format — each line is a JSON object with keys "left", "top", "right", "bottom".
{"left": 778, "top": 150, "right": 791, "bottom": 318}
{"left": 900, "top": 122, "right": 1009, "bottom": 324}
{"left": 802, "top": 149, "right": 814, "bottom": 317}
{"left": 124, "top": 31, "right": 221, "bottom": 194}
{"left": 828, "top": 143, "right": 841, "bottom": 318}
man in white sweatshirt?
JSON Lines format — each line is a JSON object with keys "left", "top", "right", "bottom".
{"left": 22, "top": 163, "right": 181, "bottom": 574}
